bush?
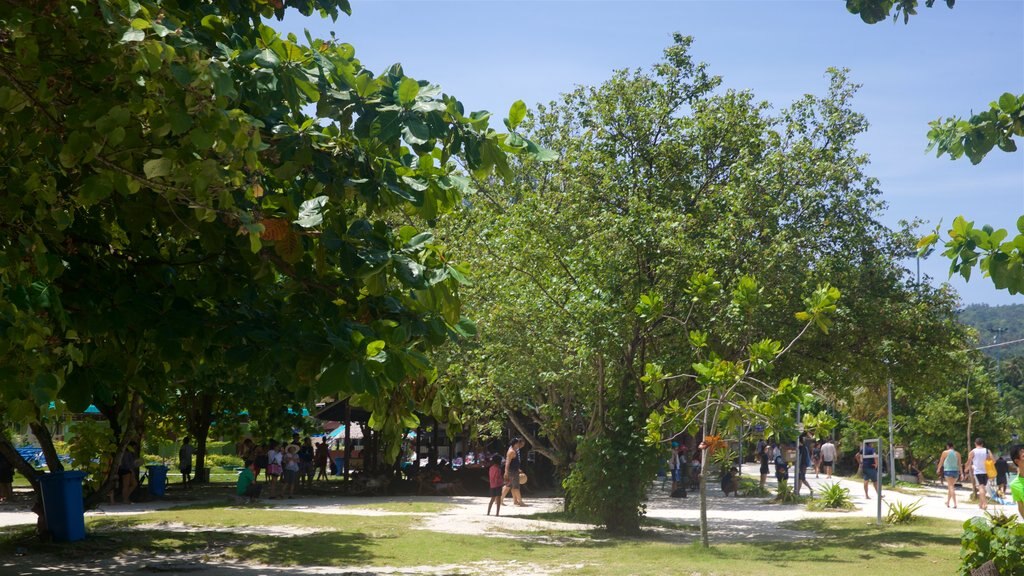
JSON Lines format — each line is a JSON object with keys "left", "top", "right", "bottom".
{"left": 563, "top": 407, "right": 661, "bottom": 534}
{"left": 205, "top": 454, "right": 244, "bottom": 468}
{"left": 885, "top": 498, "right": 924, "bottom": 524}
{"left": 808, "top": 482, "right": 854, "bottom": 511}
{"left": 959, "top": 514, "right": 1024, "bottom": 576}
{"left": 66, "top": 420, "right": 117, "bottom": 496}
{"left": 739, "top": 476, "right": 770, "bottom": 497}
{"left": 773, "top": 479, "right": 800, "bottom": 504}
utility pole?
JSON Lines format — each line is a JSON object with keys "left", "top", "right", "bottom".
{"left": 888, "top": 378, "right": 896, "bottom": 488}
{"left": 990, "top": 327, "right": 1008, "bottom": 397}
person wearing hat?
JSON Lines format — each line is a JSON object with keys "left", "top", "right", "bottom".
{"left": 282, "top": 443, "right": 301, "bottom": 499}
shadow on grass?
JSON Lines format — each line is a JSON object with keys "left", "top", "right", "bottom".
{"left": 762, "top": 517, "right": 961, "bottom": 562}
{"left": 0, "top": 526, "right": 376, "bottom": 570}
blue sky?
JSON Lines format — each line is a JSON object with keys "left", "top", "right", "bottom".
{"left": 278, "top": 0, "right": 1024, "bottom": 306}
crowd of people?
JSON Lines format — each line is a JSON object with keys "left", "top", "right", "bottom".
{"left": 231, "top": 434, "right": 331, "bottom": 501}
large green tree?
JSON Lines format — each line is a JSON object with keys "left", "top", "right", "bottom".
{"left": 442, "top": 35, "right": 956, "bottom": 537}
{"left": 0, "top": 0, "right": 544, "bottom": 525}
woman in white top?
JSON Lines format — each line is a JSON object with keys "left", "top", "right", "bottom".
{"left": 966, "top": 437, "right": 993, "bottom": 511}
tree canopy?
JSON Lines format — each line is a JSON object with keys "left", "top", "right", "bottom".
{"left": 0, "top": 0, "right": 545, "bottom": 508}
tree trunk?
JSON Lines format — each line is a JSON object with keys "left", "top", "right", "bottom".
{"left": 84, "top": 392, "right": 145, "bottom": 509}
{"left": 189, "top": 393, "right": 214, "bottom": 484}
{"left": 29, "top": 421, "right": 64, "bottom": 473}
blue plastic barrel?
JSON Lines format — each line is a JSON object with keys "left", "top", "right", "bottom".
{"left": 37, "top": 471, "right": 86, "bottom": 542}
{"left": 146, "top": 465, "right": 169, "bottom": 496}
{"left": 334, "top": 457, "right": 345, "bottom": 475}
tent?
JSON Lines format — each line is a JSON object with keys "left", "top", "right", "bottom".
{"left": 327, "top": 424, "right": 364, "bottom": 441}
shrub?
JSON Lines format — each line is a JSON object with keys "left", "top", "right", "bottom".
{"left": 66, "top": 420, "right": 117, "bottom": 496}
{"left": 739, "top": 476, "right": 770, "bottom": 497}
{"left": 563, "top": 407, "right": 661, "bottom": 534}
{"left": 809, "top": 482, "right": 854, "bottom": 510}
{"left": 885, "top": 498, "right": 924, "bottom": 524}
{"left": 205, "top": 454, "right": 244, "bottom": 468}
{"left": 773, "top": 479, "right": 800, "bottom": 504}
{"left": 959, "top": 515, "right": 1024, "bottom": 576}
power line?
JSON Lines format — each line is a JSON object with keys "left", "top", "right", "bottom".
{"left": 973, "top": 337, "right": 1024, "bottom": 351}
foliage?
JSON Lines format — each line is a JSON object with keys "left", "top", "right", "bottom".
{"left": 0, "top": 0, "right": 548, "bottom": 509}
{"left": 772, "top": 479, "right": 801, "bottom": 505}
{"left": 959, "top": 515, "right": 1024, "bottom": 576}
{"left": 809, "top": 482, "right": 855, "bottom": 511}
{"left": 926, "top": 93, "right": 1024, "bottom": 165}
{"left": 846, "top": 0, "right": 954, "bottom": 25}
{"left": 885, "top": 498, "right": 924, "bottom": 524}
{"left": 710, "top": 447, "right": 739, "bottom": 475}
{"left": 66, "top": 419, "right": 117, "bottom": 497}
{"left": 802, "top": 411, "right": 838, "bottom": 441}
{"left": 739, "top": 477, "right": 771, "bottom": 498}
{"left": 562, "top": 405, "right": 661, "bottom": 533}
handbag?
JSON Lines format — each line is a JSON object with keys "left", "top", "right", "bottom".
{"left": 518, "top": 471, "right": 528, "bottom": 485}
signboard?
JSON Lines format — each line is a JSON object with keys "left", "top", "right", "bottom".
{"left": 753, "top": 424, "right": 765, "bottom": 433}
{"left": 893, "top": 445, "right": 906, "bottom": 459}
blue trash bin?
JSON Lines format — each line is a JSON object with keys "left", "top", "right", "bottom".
{"left": 146, "top": 465, "right": 169, "bottom": 497}
{"left": 37, "top": 471, "right": 86, "bottom": 542}
{"left": 334, "top": 457, "right": 344, "bottom": 476}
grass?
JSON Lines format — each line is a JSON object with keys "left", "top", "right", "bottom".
{"left": 0, "top": 506, "right": 965, "bottom": 575}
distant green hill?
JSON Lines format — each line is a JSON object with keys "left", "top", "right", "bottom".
{"left": 958, "top": 304, "right": 1024, "bottom": 359}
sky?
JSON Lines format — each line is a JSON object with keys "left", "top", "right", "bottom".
{"left": 277, "top": 0, "right": 1024, "bottom": 306}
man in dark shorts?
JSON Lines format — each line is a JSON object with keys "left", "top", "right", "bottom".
{"left": 820, "top": 439, "right": 837, "bottom": 479}
{"left": 856, "top": 441, "right": 879, "bottom": 499}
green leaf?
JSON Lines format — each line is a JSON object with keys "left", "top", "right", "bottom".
{"left": 143, "top": 158, "right": 173, "bottom": 179}
{"left": 255, "top": 49, "right": 280, "bottom": 68}
{"left": 398, "top": 77, "right": 419, "bottom": 106}
{"left": 295, "top": 195, "right": 328, "bottom": 228}
{"left": 402, "top": 118, "right": 430, "bottom": 145}
{"left": 366, "top": 340, "right": 386, "bottom": 358}
{"left": 508, "top": 100, "right": 527, "bottom": 130}
{"left": 120, "top": 28, "right": 145, "bottom": 43}
{"left": 999, "top": 92, "right": 1018, "bottom": 113}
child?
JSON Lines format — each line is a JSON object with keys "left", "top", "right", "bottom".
{"left": 486, "top": 455, "right": 503, "bottom": 516}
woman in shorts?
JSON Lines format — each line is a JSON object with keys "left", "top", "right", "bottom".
{"left": 936, "top": 442, "right": 962, "bottom": 508}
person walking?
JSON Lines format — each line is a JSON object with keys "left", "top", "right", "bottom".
{"left": 178, "top": 437, "right": 194, "bottom": 489}
{"left": 937, "top": 441, "right": 962, "bottom": 508}
{"left": 820, "top": 439, "right": 837, "bottom": 479}
{"left": 500, "top": 437, "right": 526, "bottom": 506}
{"left": 965, "top": 437, "right": 993, "bottom": 511}
{"left": 855, "top": 441, "right": 880, "bottom": 499}
{"left": 996, "top": 454, "right": 1009, "bottom": 498}
{"left": 795, "top": 434, "right": 813, "bottom": 497}
{"left": 758, "top": 440, "right": 770, "bottom": 490}
{"left": 486, "top": 455, "right": 504, "bottom": 516}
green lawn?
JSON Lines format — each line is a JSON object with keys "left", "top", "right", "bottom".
{"left": 0, "top": 506, "right": 964, "bottom": 575}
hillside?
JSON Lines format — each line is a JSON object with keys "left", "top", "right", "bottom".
{"left": 958, "top": 304, "right": 1024, "bottom": 359}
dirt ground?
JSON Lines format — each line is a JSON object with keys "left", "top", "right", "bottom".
{"left": 0, "top": 465, "right": 994, "bottom": 575}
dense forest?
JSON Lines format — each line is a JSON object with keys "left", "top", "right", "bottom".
{"left": 958, "top": 304, "right": 1024, "bottom": 359}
